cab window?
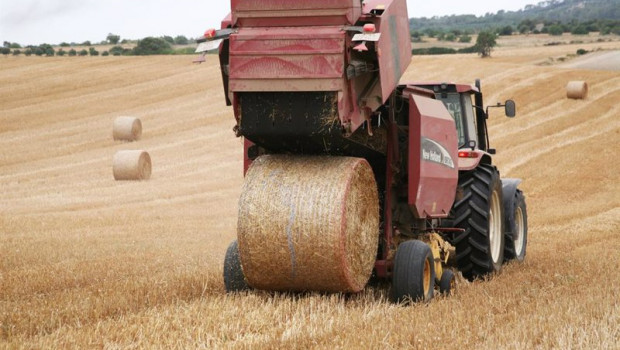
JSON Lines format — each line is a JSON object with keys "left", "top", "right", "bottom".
{"left": 461, "top": 93, "right": 478, "bottom": 147}
{"left": 436, "top": 93, "right": 466, "bottom": 147}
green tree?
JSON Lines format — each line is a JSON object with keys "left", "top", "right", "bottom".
{"left": 475, "top": 31, "right": 497, "bottom": 57}
{"left": 133, "top": 37, "right": 172, "bottom": 55}
{"left": 82, "top": 41, "right": 92, "bottom": 46}
{"left": 0, "top": 47, "right": 10, "bottom": 56}
{"left": 109, "top": 46, "right": 125, "bottom": 56}
{"left": 162, "top": 35, "right": 175, "bottom": 44}
{"left": 60, "top": 42, "right": 71, "bottom": 47}
{"left": 410, "top": 31, "right": 423, "bottom": 42}
{"left": 38, "top": 44, "right": 54, "bottom": 57}
{"left": 571, "top": 24, "right": 589, "bottom": 35}
{"left": 548, "top": 24, "right": 564, "bottom": 36}
{"left": 102, "top": 51, "right": 110, "bottom": 56}
{"left": 459, "top": 34, "right": 472, "bottom": 43}
{"left": 12, "top": 49, "right": 21, "bottom": 56}
{"left": 68, "top": 49, "right": 77, "bottom": 57}
{"left": 424, "top": 28, "right": 440, "bottom": 38}
{"left": 499, "top": 25, "right": 514, "bottom": 36}
{"left": 518, "top": 24, "right": 530, "bottom": 34}
{"left": 79, "top": 49, "right": 88, "bottom": 56}
{"left": 444, "top": 33, "right": 457, "bottom": 41}
{"left": 107, "top": 33, "right": 121, "bottom": 45}
{"left": 24, "top": 48, "right": 33, "bottom": 56}
{"left": 519, "top": 19, "right": 535, "bottom": 33}
{"left": 57, "top": 49, "right": 66, "bottom": 56}
{"left": 174, "top": 35, "right": 189, "bottom": 45}
{"left": 89, "top": 47, "right": 99, "bottom": 56}
{"left": 585, "top": 22, "right": 599, "bottom": 32}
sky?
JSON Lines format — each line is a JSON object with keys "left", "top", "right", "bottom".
{"left": 0, "top": 0, "right": 539, "bottom": 46}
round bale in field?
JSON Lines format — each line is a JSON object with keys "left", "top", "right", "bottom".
{"left": 237, "top": 155, "right": 379, "bottom": 293}
{"left": 566, "top": 81, "right": 588, "bottom": 100}
{"left": 113, "top": 150, "right": 151, "bottom": 181}
{"left": 113, "top": 116, "right": 142, "bottom": 141}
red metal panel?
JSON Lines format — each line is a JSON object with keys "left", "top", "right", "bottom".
{"left": 362, "top": 0, "right": 412, "bottom": 102}
{"left": 231, "top": 0, "right": 361, "bottom": 26}
{"left": 230, "top": 55, "right": 343, "bottom": 79}
{"left": 408, "top": 93, "right": 459, "bottom": 219}
{"left": 228, "top": 27, "right": 345, "bottom": 90}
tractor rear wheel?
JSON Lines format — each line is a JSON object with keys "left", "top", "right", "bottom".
{"left": 451, "top": 164, "right": 505, "bottom": 280}
{"left": 504, "top": 190, "right": 528, "bottom": 262}
{"left": 391, "top": 240, "right": 435, "bottom": 303}
{"left": 223, "top": 240, "right": 250, "bottom": 292}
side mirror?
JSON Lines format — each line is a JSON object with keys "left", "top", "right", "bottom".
{"left": 505, "top": 100, "right": 516, "bottom": 118}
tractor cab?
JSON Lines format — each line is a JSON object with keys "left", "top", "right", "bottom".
{"left": 413, "top": 81, "right": 516, "bottom": 154}
{"left": 412, "top": 83, "right": 480, "bottom": 150}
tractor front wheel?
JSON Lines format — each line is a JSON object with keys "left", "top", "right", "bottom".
{"left": 439, "top": 269, "right": 455, "bottom": 295}
{"left": 391, "top": 240, "right": 435, "bottom": 303}
{"left": 504, "top": 190, "right": 528, "bottom": 262}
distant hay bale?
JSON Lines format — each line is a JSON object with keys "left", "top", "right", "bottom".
{"left": 566, "top": 81, "right": 588, "bottom": 100}
{"left": 237, "top": 155, "right": 379, "bottom": 293}
{"left": 113, "top": 150, "right": 151, "bottom": 181}
{"left": 113, "top": 116, "right": 142, "bottom": 141}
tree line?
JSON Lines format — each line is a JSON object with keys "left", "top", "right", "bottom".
{"left": 1, "top": 34, "right": 196, "bottom": 57}
{"left": 410, "top": 0, "right": 620, "bottom": 33}
{"left": 411, "top": 18, "right": 619, "bottom": 45}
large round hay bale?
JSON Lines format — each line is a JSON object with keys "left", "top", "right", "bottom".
{"left": 237, "top": 155, "right": 379, "bottom": 293}
{"left": 113, "top": 150, "right": 151, "bottom": 181}
{"left": 566, "top": 81, "right": 588, "bottom": 99}
{"left": 113, "top": 116, "right": 142, "bottom": 141}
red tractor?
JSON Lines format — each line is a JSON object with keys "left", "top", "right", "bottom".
{"left": 198, "top": 0, "right": 528, "bottom": 302}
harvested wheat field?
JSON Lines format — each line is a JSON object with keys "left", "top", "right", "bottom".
{"left": 1, "top": 36, "right": 619, "bottom": 348}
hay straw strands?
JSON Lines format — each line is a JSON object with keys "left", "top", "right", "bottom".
{"left": 113, "top": 116, "right": 142, "bottom": 141}
{"left": 566, "top": 81, "right": 588, "bottom": 100}
{"left": 113, "top": 150, "right": 152, "bottom": 181}
{"left": 237, "top": 155, "right": 379, "bottom": 293}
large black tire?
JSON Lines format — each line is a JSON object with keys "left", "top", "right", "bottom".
{"left": 451, "top": 164, "right": 505, "bottom": 280}
{"left": 391, "top": 240, "right": 435, "bottom": 303}
{"left": 504, "top": 190, "right": 528, "bottom": 262}
{"left": 223, "top": 240, "right": 250, "bottom": 292}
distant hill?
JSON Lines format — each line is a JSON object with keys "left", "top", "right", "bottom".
{"left": 410, "top": 0, "right": 620, "bottom": 32}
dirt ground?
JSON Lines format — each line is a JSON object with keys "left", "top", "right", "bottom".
{"left": 1, "top": 36, "right": 619, "bottom": 348}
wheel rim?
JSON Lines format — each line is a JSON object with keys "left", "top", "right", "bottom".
{"left": 489, "top": 190, "right": 502, "bottom": 263}
{"left": 423, "top": 258, "right": 431, "bottom": 297}
{"left": 514, "top": 207, "right": 525, "bottom": 256}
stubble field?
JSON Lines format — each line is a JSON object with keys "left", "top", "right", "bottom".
{"left": 1, "top": 35, "right": 619, "bottom": 348}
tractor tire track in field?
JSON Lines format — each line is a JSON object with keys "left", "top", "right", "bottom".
{"left": 489, "top": 76, "right": 620, "bottom": 139}
{"left": 501, "top": 106, "right": 619, "bottom": 174}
